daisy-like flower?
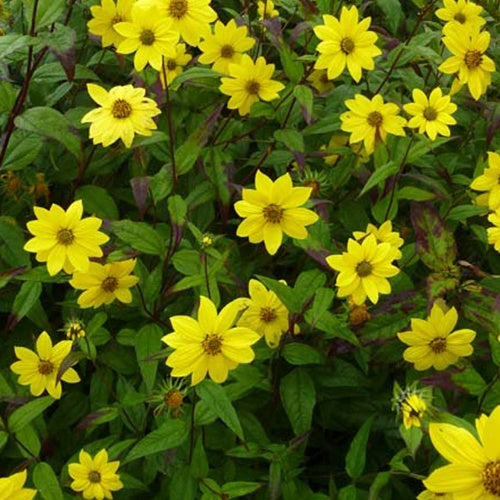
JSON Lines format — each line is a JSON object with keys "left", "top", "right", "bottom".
{"left": 198, "top": 19, "right": 255, "bottom": 74}
{"left": 220, "top": 55, "right": 285, "bottom": 116}
{"left": 313, "top": 5, "right": 381, "bottom": 83}
{"left": 87, "top": 0, "right": 135, "bottom": 48}
{"left": 340, "top": 94, "right": 407, "bottom": 155}
{"left": 257, "top": 0, "right": 279, "bottom": 20}
{"left": 423, "top": 405, "right": 500, "bottom": 498}
{"left": 435, "top": 0, "right": 485, "bottom": 31}
{"left": 306, "top": 69, "right": 334, "bottom": 94}
{"left": 237, "top": 279, "right": 289, "bottom": 348}
{"left": 417, "top": 490, "right": 453, "bottom": 500}
{"left": 234, "top": 170, "right": 319, "bottom": 255}
{"left": 10, "top": 331, "right": 80, "bottom": 399}
{"left": 400, "top": 393, "right": 427, "bottom": 429}
{"left": 114, "top": 3, "right": 179, "bottom": 71}
{"left": 23, "top": 200, "right": 109, "bottom": 276}
{"left": 81, "top": 83, "right": 161, "bottom": 148}
{"left": 470, "top": 152, "right": 500, "bottom": 210}
{"left": 326, "top": 234, "right": 400, "bottom": 305}
{"left": 403, "top": 88, "right": 457, "bottom": 141}
{"left": 69, "top": 449, "right": 123, "bottom": 500}
{"left": 439, "top": 24, "right": 495, "bottom": 101}
{"left": 64, "top": 319, "right": 86, "bottom": 341}
{"left": 0, "top": 470, "right": 36, "bottom": 500}
{"left": 162, "top": 296, "right": 261, "bottom": 385}
{"left": 397, "top": 303, "right": 476, "bottom": 370}
{"left": 353, "top": 220, "right": 404, "bottom": 260}
{"left": 159, "top": 42, "right": 192, "bottom": 86}
{"left": 70, "top": 259, "right": 139, "bottom": 309}
{"left": 487, "top": 208, "right": 500, "bottom": 253}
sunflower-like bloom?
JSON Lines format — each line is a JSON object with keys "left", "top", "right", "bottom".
{"left": 306, "top": 69, "right": 334, "bottom": 94}
{"left": 198, "top": 19, "right": 255, "bottom": 74}
{"left": 87, "top": 0, "right": 135, "bottom": 48}
{"left": 70, "top": 259, "right": 139, "bottom": 309}
{"left": 403, "top": 88, "right": 457, "bottom": 141}
{"left": 340, "top": 94, "right": 407, "bottom": 155}
{"left": 313, "top": 5, "right": 381, "bottom": 83}
{"left": 439, "top": 24, "right": 495, "bottom": 101}
{"left": 397, "top": 303, "right": 476, "bottom": 370}
{"left": 10, "top": 331, "right": 80, "bottom": 399}
{"left": 400, "top": 393, "right": 427, "bottom": 429}
{"left": 159, "top": 42, "right": 192, "bottom": 86}
{"left": 234, "top": 170, "right": 319, "bottom": 255}
{"left": 417, "top": 490, "right": 454, "bottom": 500}
{"left": 435, "top": 0, "right": 485, "bottom": 31}
{"left": 69, "top": 449, "right": 123, "bottom": 500}
{"left": 23, "top": 200, "right": 109, "bottom": 276}
{"left": 0, "top": 470, "right": 36, "bottom": 500}
{"left": 423, "top": 405, "right": 500, "bottom": 498}
{"left": 326, "top": 234, "right": 400, "bottom": 305}
{"left": 257, "top": 0, "right": 279, "bottom": 20}
{"left": 487, "top": 209, "right": 500, "bottom": 253}
{"left": 353, "top": 220, "right": 404, "bottom": 260}
{"left": 470, "top": 152, "right": 500, "bottom": 210}
{"left": 220, "top": 55, "right": 284, "bottom": 116}
{"left": 162, "top": 296, "right": 260, "bottom": 385}
{"left": 81, "top": 83, "right": 161, "bottom": 148}
{"left": 237, "top": 279, "right": 289, "bottom": 348}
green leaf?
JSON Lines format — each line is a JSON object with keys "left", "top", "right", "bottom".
{"left": 399, "top": 424, "right": 423, "bottom": 458}
{"left": 8, "top": 396, "right": 55, "bottom": 433}
{"left": 279, "top": 45, "right": 304, "bottom": 83}
{"left": 294, "top": 269, "right": 327, "bottom": 304}
{"left": 12, "top": 281, "right": 42, "bottom": 323}
{"left": 279, "top": 368, "right": 315, "bottom": 435}
{"left": 452, "top": 366, "right": 487, "bottom": 396}
{"left": 168, "top": 194, "right": 188, "bottom": 226}
{"left": 345, "top": 415, "right": 374, "bottom": 478}
{"left": 150, "top": 165, "right": 173, "bottom": 202}
{"left": 375, "top": 0, "right": 401, "bottom": 34}
{"left": 33, "top": 462, "right": 64, "bottom": 500}
{"left": 135, "top": 324, "right": 162, "bottom": 392}
{"left": 222, "top": 481, "right": 262, "bottom": 498}
{"left": 0, "top": 216, "right": 30, "bottom": 267}
{"left": 274, "top": 129, "right": 304, "bottom": 153}
{"left": 169, "top": 466, "right": 197, "bottom": 500}
{"left": 397, "top": 186, "right": 436, "bottom": 201}
{"left": 360, "top": 161, "right": 399, "bottom": 196}
{"left": 282, "top": 344, "right": 323, "bottom": 365}
{"left": 293, "top": 85, "right": 313, "bottom": 123}
{"left": 190, "top": 437, "right": 209, "bottom": 479}
{"left": 305, "top": 287, "right": 334, "bottom": 327}
{"left": 447, "top": 205, "right": 488, "bottom": 221}
{"left": 25, "top": 0, "right": 65, "bottom": 29}
{"left": 312, "top": 310, "right": 360, "bottom": 346}
{"left": 75, "top": 185, "right": 119, "bottom": 220}
{"left": 0, "top": 431, "right": 8, "bottom": 452}
{"left": 113, "top": 220, "right": 165, "bottom": 255}
{"left": 196, "top": 379, "right": 244, "bottom": 440}
{"left": 1, "top": 133, "right": 44, "bottom": 171}
{"left": 255, "top": 275, "right": 302, "bottom": 313}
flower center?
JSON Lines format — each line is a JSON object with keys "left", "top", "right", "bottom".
{"left": 423, "top": 107, "right": 438, "bottom": 121}
{"left": 482, "top": 461, "right": 500, "bottom": 496}
{"left": 340, "top": 37, "right": 355, "bottom": 54}
{"left": 57, "top": 228, "right": 74, "bottom": 245}
{"left": 464, "top": 49, "right": 483, "bottom": 69}
{"left": 245, "top": 80, "right": 261, "bottom": 95}
{"left": 453, "top": 12, "right": 466, "bottom": 23}
{"left": 260, "top": 307, "right": 277, "bottom": 323}
{"left": 166, "top": 389, "right": 183, "bottom": 408}
{"left": 202, "top": 334, "right": 222, "bottom": 355}
{"left": 38, "top": 360, "right": 54, "bottom": 375}
{"left": 88, "top": 471, "right": 101, "bottom": 483}
{"left": 101, "top": 277, "right": 119, "bottom": 293}
{"left": 356, "top": 260, "right": 373, "bottom": 277}
{"left": 140, "top": 29, "right": 155, "bottom": 46}
{"left": 168, "top": 0, "right": 188, "bottom": 18}
{"left": 262, "top": 203, "right": 283, "bottom": 223}
{"left": 111, "top": 15, "right": 122, "bottom": 26}
{"left": 220, "top": 44, "right": 235, "bottom": 59}
{"left": 167, "top": 59, "right": 177, "bottom": 70}
{"left": 429, "top": 337, "right": 447, "bottom": 353}
{"left": 111, "top": 99, "right": 132, "bottom": 119}
{"left": 304, "top": 179, "right": 320, "bottom": 196}
{"left": 367, "top": 111, "right": 383, "bottom": 128}
{"left": 319, "top": 72, "right": 329, "bottom": 84}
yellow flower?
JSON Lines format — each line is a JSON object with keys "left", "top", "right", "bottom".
{"left": 435, "top": 0, "right": 485, "bottom": 31}
{"left": 162, "top": 296, "right": 260, "bottom": 385}
{"left": 340, "top": 93, "right": 407, "bottom": 155}
{"left": 326, "top": 234, "right": 400, "bottom": 305}
{"left": 0, "top": 470, "right": 36, "bottom": 500}
{"left": 237, "top": 279, "right": 289, "bottom": 348}
{"left": 87, "top": 0, "right": 135, "bottom": 48}
{"left": 306, "top": 69, "right": 334, "bottom": 94}
{"left": 470, "top": 152, "right": 500, "bottom": 210}
{"left": 159, "top": 42, "right": 192, "bottom": 86}
{"left": 81, "top": 83, "right": 161, "bottom": 148}
{"left": 10, "top": 331, "right": 80, "bottom": 399}
{"left": 352, "top": 220, "right": 404, "bottom": 260}
{"left": 417, "top": 489, "right": 454, "bottom": 500}
{"left": 397, "top": 303, "right": 476, "bottom": 370}
{"left": 257, "top": 0, "right": 279, "bottom": 20}
{"left": 439, "top": 25, "right": 495, "bottom": 101}
{"left": 234, "top": 170, "right": 319, "bottom": 255}
{"left": 423, "top": 405, "right": 500, "bottom": 498}
{"left": 69, "top": 449, "right": 123, "bottom": 500}
{"left": 115, "top": 3, "right": 178, "bottom": 71}
{"left": 65, "top": 319, "right": 86, "bottom": 341}
{"left": 321, "top": 134, "right": 349, "bottom": 165}
{"left": 70, "top": 259, "right": 139, "bottom": 309}
{"left": 313, "top": 5, "right": 381, "bottom": 83}
{"left": 487, "top": 208, "right": 500, "bottom": 253}
{"left": 198, "top": 19, "right": 255, "bottom": 74}
{"left": 403, "top": 88, "right": 457, "bottom": 141}
{"left": 219, "top": 55, "right": 285, "bottom": 116}
{"left": 400, "top": 393, "right": 427, "bottom": 429}
{"left": 23, "top": 200, "right": 109, "bottom": 276}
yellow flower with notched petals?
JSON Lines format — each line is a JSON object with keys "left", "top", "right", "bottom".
{"left": 159, "top": 43, "right": 192, "bottom": 86}
{"left": 435, "top": 0, "right": 485, "bottom": 31}
{"left": 306, "top": 69, "right": 334, "bottom": 95}
{"left": 234, "top": 170, "right": 319, "bottom": 255}
{"left": 470, "top": 152, "right": 500, "bottom": 210}
{"left": 68, "top": 449, "right": 123, "bottom": 500}
{"left": 0, "top": 470, "right": 36, "bottom": 500}
{"left": 487, "top": 208, "right": 500, "bottom": 253}
{"left": 10, "top": 331, "right": 80, "bottom": 399}
{"left": 23, "top": 200, "right": 109, "bottom": 276}
{"left": 257, "top": 0, "right": 279, "bottom": 20}
{"left": 353, "top": 220, "right": 404, "bottom": 259}
{"left": 400, "top": 393, "right": 427, "bottom": 430}
{"left": 162, "top": 296, "right": 260, "bottom": 385}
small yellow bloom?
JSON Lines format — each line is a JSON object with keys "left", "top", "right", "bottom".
{"left": 352, "top": 220, "right": 404, "bottom": 260}
{"left": 65, "top": 319, "right": 86, "bottom": 341}
{"left": 70, "top": 259, "right": 139, "bottom": 309}
{"left": 11, "top": 331, "right": 80, "bottom": 399}
{"left": 0, "top": 470, "right": 36, "bottom": 500}
{"left": 81, "top": 83, "right": 161, "bottom": 148}
{"left": 257, "top": 0, "right": 279, "bottom": 20}
{"left": 159, "top": 42, "right": 192, "bottom": 86}
{"left": 487, "top": 208, "right": 500, "bottom": 253}
{"left": 69, "top": 449, "right": 123, "bottom": 500}
{"left": 400, "top": 393, "right": 427, "bottom": 429}
{"left": 306, "top": 69, "right": 334, "bottom": 95}
{"left": 220, "top": 55, "right": 284, "bottom": 116}
{"left": 313, "top": 5, "right": 381, "bottom": 83}
{"left": 398, "top": 303, "right": 476, "bottom": 370}
{"left": 23, "top": 200, "right": 109, "bottom": 276}
{"left": 470, "top": 152, "right": 500, "bottom": 210}
{"left": 340, "top": 94, "right": 406, "bottom": 155}
{"left": 435, "top": 0, "right": 485, "bottom": 31}
{"left": 162, "top": 296, "right": 260, "bottom": 385}
{"left": 321, "top": 134, "right": 349, "bottom": 165}
{"left": 403, "top": 88, "right": 457, "bottom": 141}
{"left": 234, "top": 170, "right": 319, "bottom": 255}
